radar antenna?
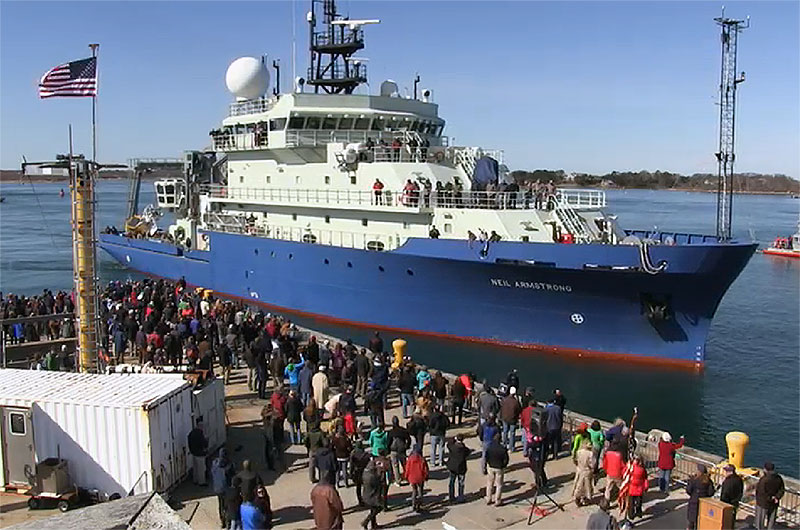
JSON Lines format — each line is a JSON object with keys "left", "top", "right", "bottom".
{"left": 714, "top": 9, "right": 749, "bottom": 241}
{"left": 306, "top": 0, "right": 378, "bottom": 94}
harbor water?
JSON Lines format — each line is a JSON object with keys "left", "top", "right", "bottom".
{"left": 0, "top": 180, "right": 798, "bottom": 475}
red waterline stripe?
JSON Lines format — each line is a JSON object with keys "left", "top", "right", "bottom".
{"left": 130, "top": 268, "right": 703, "bottom": 372}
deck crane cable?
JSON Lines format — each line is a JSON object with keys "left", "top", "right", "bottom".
{"left": 21, "top": 157, "right": 59, "bottom": 249}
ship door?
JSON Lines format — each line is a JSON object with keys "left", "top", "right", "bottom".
{"left": 1, "top": 407, "right": 35, "bottom": 487}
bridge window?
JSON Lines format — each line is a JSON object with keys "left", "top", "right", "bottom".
{"left": 371, "top": 118, "right": 385, "bottom": 131}
{"left": 353, "top": 117, "right": 370, "bottom": 130}
{"left": 305, "top": 116, "right": 321, "bottom": 130}
{"left": 292, "top": 214, "right": 298, "bottom": 221}
{"left": 325, "top": 215, "right": 330, "bottom": 223}
{"left": 269, "top": 118, "right": 287, "bottom": 131}
{"left": 338, "top": 117, "right": 354, "bottom": 129}
{"left": 324, "top": 175, "right": 330, "bottom": 185}
{"left": 322, "top": 117, "right": 337, "bottom": 130}
{"left": 288, "top": 116, "right": 305, "bottom": 129}
{"left": 361, "top": 219, "right": 368, "bottom": 227}
{"left": 302, "top": 233, "right": 317, "bottom": 244}
{"left": 368, "top": 241, "right": 385, "bottom": 252}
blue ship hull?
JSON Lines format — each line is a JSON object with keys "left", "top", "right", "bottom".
{"left": 99, "top": 230, "right": 756, "bottom": 368}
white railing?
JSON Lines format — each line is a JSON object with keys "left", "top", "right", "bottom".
{"left": 229, "top": 96, "right": 278, "bottom": 117}
{"left": 211, "top": 132, "right": 268, "bottom": 151}
{"left": 285, "top": 129, "right": 449, "bottom": 149}
{"left": 202, "top": 185, "right": 607, "bottom": 212}
{"left": 205, "top": 216, "right": 401, "bottom": 252}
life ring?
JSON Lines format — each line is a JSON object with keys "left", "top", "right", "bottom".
{"left": 174, "top": 226, "right": 186, "bottom": 241}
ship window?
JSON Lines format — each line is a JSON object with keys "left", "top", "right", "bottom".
{"left": 353, "top": 117, "right": 370, "bottom": 130}
{"left": 322, "top": 117, "right": 337, "bottom": 130}
{"left": 266, "top": 175, "right": 271, "bottom": 184}
{"left": 361, "top": 219, "right": 368, "bottom": 227}
{"left": 239, "top": 176, "right": 244, "bottom": 184}
{"left": 378, "top": 265, "right": 385, "bottom": 271}
{"left": 269, "top": 118, "right": 287, "bottom": 131}
{"left": 270, "top": 251, "right": 275, "bottom": 257}
{"left": 305, "top": 116, "right": 321, "bottom": 129}
{"left": 288, "top": 117, "right": 305, "bottom": 129}
{"left": 406, "top": 269, "right": 414, "bottom": 276}
{"left": 368, "top": 241, "right": 386, "bottom": 252}
{"left": 444, "top": 223, "right": 452, "bottom": 233}
{"left": 288, "top": 253, "right": 293, "bottom": 259}
{"left": 324, "top": 175, "right": 330, "bottom": 185}
{"left": 302, "top": 233, "right": 317, "bottom": 244}
{"left": 350, "top": 176, "right": 357, "bottom": 185}
{"left": 292, "top": 214, "right": 298, "bottom": 221}
{"left": 403, "top": 222, "right": 410, "bottom": 229}
{"left": 338, "top": 117, "right": 354, "bottom": 129}
{"left": 254, "top": 249, "right": 259, "bottom": 255}
{"left": 411, "top": 121, "right": 422, "bottom": 132}
{"left": 325, "top": 215, "right": 330, "bottom": 223}
{"left": 371, "top": 118, "right": 385, "bottom": 131}
{"left": 398, "top": 119, "right": 413, "bottom": 132}
{"left": 347, "top": 261, "right": 353, "bottom": 268}
{"left": 295, "top": 176, "right": 301, "bottom": 184}
{"left": 324, "top": 258, "right": 329, "bottom": 264}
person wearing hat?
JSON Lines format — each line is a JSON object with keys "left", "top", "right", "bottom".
{"left": 755, "top": 462, "right": 785, "bottom": 530}
{"left": 657, "top": 431, "right": 685, "bottom": 492}
{"left": 312, "top": 365, "right": 330, "bottom": 410}
{"left": 686, "top": 463, "right": 715, "bottom": 530}
{"left": 720, "top": 463, "right": 744, "bottom": 520}
{"left": 500, "top": 386, "right": 522, "bottom": 452}
{"left": 571, "top": 422, "right": 591, "bottom": 462}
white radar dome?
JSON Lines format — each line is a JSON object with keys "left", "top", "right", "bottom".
{"left": 225, "top": 57, "right": 270, "bottom": 100}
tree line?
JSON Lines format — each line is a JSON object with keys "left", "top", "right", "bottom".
{"left": 509, "top": 169, "right": 800, "bottom": 193}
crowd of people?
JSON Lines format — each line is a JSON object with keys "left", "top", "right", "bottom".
{"left": 1, "top": 289, "right": 76, "bottom": 344}
{"left": 10, "top": 278, "right": 789, "bottom": 530}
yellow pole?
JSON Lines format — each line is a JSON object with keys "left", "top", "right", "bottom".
{"left": 71, "top": 155, "right": 99, "bottom": 372}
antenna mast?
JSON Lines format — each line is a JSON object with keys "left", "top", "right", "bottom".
{"left": 714, "top": 9, "right": 748, "bottom": 241}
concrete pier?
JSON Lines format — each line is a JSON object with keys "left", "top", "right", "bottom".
{"left": 2, "top": 329, "right": 797, "bottom": 529}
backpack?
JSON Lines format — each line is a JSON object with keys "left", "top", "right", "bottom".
{"left": 390, "top": 432, "right": 407, "bottom": 453}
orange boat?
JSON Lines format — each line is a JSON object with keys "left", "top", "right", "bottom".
{"left": 763, "top": 226, "right": 800, "bottom": 258}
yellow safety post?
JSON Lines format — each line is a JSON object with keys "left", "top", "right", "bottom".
{"left": 391, "top": 338, "right": 406, "bottom": 371}
{"left": 725, "top": 431, "right": 749, "bottom": 470}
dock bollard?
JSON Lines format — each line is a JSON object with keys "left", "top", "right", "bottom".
{"left": 392, "top": 339, "right": 406, "bottom": 371}
{"left": 725, "top": 431, "right": 749, "bottom": 470}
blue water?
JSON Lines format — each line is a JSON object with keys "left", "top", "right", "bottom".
{"left": 1, "top": 181, "right": 798, "bottom": 475}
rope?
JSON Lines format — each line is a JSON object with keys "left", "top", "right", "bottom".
{"left": 25, "top": 175, "right": 59, "bottom": 248}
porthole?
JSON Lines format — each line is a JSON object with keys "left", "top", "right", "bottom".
{"left": 324, "top": 259, "right": 330, "bottom": 265}
{"left": 254, "top": 249, "right": 259, "bottom": 255}
{"left": 406, "top": 269, "right": 414, "bottom": 276}
{"left": 288, "top": 253, "right": 294, "bottom": 259}
{"left": 270, "top": 251, "right": 276, "bottom": 258}
{"left": 347, "top": 262, "right": 353, "bottom": 268}
{"left": 378, "top": 266, "right": 385, "bottom": 272}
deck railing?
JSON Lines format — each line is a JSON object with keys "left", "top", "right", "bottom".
{"left": 229, "top": 96, "right": 278, "bottom": 117}
{"left": 204, "top": 215, "right": 400, "bottom": 252}
{"left": 211, "top": 132, "right": 268, "bottom": 151}
{"left": 203, "top": 185, "right": 606, "bottom": 212}
{"left": 284, "top": 129, "right": 449, "bottom": 149}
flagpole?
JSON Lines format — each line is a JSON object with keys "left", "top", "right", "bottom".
{"left": 88, "top": 43, "right": 99, "bottom": 162}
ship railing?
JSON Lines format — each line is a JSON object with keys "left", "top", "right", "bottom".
{"left": 211, "top": 132, "right": 268, "bottom": 151}
{"left": 202, "top": 185, "right": 606, "bottom": 212}
{"left": 229, "top": 96, "right": 278, "bottom": 117}
{"left": 205, "top": 217, "right": 401, "bottom": 252}
{"left": 284, "top": 129, "right": 449, "bottom": 150}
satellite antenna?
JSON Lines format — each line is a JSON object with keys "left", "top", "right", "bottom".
{"left": 713, "top": 8, "right": 749, "bottom": 241}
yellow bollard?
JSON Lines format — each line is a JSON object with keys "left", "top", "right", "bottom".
{"left": 391, "top": 339, "right": 406, "bottom": 371}
{"left": 725, "top": 431, "right": 749, "bottom": 470}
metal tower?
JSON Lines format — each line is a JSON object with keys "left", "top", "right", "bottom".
{"left": 306, "top": 0, "right": 377, "bottom": 94}
{"left": 714, "top": 10, "right": 748, "bottom": 240}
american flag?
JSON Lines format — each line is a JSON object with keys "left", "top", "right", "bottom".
{"left": 617, "top": 407, "right": 639, "bottom": 515}
{"left": 39, "top": 57, "right": 97, "bottom": 98}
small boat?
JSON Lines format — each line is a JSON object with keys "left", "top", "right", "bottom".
{"left": 762, "top": 225, "right": 800, "bottom": 258}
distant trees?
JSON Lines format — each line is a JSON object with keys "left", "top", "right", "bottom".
{"left": 509, "top": 168, "right": 799, "bottom": 193}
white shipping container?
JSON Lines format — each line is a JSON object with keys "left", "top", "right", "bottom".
{"left": 0, "top": 369, "right": 193, "bottom": 496}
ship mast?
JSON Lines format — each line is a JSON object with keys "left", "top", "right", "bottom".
{"left": 306, "top": 0, "right": 377, "bottom": 94}
{"left": 714, "top": 9, "right": 749, "bottom": 241}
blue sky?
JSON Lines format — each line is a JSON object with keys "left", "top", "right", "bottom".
{"left": 1, "top": 1, "right": 798, "bottom": 176}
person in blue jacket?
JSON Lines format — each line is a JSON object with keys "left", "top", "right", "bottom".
{"left": 284, "top": 356, "right": 305, "bottom": 394}
{"left": 240, "top": 490, "right": 266, "bottom": 530}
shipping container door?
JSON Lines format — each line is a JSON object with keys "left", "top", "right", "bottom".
{"left": 152, "top": 402, "right": 173, "bottom": 492}
{"left": 169, "top": 391, "right": 190, "bottom": 484}
{"left": 1, "top": 408, "right": 35, "bottom": 487}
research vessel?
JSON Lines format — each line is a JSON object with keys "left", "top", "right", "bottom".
{"left": 100, "top": 1, "right": 757, "bottom": 368}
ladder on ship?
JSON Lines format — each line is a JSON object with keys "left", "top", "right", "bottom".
{"left": 553, "top": 196, "right": 592, "bottom": 243}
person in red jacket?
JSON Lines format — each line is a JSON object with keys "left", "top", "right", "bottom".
{"left": 627, "top": 455, "right": 648, "bottom": 520}
{"left": 603, "top": 446, "right": 624, "bottom": 505}
{"left": 403, "top": 448, "right": 429, "bottom": 512}
{"left": 657, "top": 431, "right": 685, "bottom": 492}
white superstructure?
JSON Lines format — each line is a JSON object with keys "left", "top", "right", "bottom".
{"left": 154, "top": 1, "right": 619, "bottom": 253}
